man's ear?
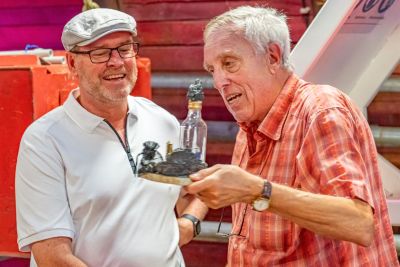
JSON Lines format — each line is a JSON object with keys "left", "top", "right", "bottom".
{"left": 265, "top": 43, "right": 282, "bottom": 74}
{"left": 66, "top": 52, "right": 78, "bottom": 77}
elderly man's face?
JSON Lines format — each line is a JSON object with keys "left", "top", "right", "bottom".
{"left": 70, "top": 32, "right": 137, "bottom": 104}
{"left": 204, "top": 29, "right": 278, "bottom": 123}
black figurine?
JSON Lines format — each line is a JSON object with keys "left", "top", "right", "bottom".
{"left": 137, "top": 141, "right": 163, "bottom": 174}
{"left": 187, "top": 79, "right": 204, "bottom": 102}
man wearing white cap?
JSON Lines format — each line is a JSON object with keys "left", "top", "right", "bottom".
{"left": 15, "top": 8, "right": 207, "bottom": 267}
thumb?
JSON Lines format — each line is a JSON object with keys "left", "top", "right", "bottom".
{"left": 189, "top": 164, "right": 222, "bottom": 181}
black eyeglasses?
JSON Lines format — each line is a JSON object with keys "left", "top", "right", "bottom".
{"left": 216, "top": 205, "right": 247, "bottom": 238}
{"left": 71, "top": 42, "right": 140, "bottom": 63}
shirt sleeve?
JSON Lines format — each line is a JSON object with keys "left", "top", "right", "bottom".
{"left": 296, "top": 107, "right": 374, "bottom": 209}
{"left": 15, "top": 127, "right": 75, "bottom": 252}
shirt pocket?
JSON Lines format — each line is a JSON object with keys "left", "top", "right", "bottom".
{"left": 248, "top": 211, "right": 299, "bottom": 253}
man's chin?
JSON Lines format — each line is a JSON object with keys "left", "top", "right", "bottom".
{"left": 229, "top": 110, "right": 245, "bottom": 123}
{"left": 98, "top": 89, "right": 131, "bottom": 103}
{"left": 232, "top": 114, "right": 255, "bottom": 124}
{"left": 109, "top": 92, "right": 130, "bottom": 102}
{"left": 232, "top": 115, "right": 244, "bottom": 123}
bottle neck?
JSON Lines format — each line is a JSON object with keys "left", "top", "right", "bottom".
{"left": 188, "top": 100, "right": 203, "bottom": 110}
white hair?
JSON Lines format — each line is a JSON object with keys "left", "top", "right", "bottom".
{"left": 204, "top": 6, "right": 292, "bottom": 70}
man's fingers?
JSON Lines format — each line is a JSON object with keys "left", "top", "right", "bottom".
{"left": 189, "top": 164, "right": 223, "bottom": 181}
{"left": 184, "top": 177, "right": 210, "bottom": 194}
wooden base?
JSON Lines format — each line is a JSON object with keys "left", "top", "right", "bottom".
{"left": 140, "top": 173, "right": 192, "bottom": 186}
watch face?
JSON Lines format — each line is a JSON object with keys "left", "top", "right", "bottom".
{"left": 253, "top": 198, "right": 269, "bottom": 211}
{"left": 195, "top": 221, "right": 201, "bottom": 235}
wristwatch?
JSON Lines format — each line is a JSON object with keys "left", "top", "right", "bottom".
{"left": 252, "top": 180, "right": 272, "bottom": 211}
{"left": 181, "top": 214, "right": 201, "bottom": 237}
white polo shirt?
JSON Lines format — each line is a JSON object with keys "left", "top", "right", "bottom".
{"left": 16, "top": 89, "right": 184, "bottom": 267}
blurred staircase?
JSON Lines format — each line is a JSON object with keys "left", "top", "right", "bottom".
{"left": 368, "top": 65, "right": 400, "bottom": 168}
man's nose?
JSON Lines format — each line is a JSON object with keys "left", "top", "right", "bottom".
{"left": 213, "top": 69, "right": 230, "bottom": 91}
{"left": 107, "top": 49, "right": 124, "bottom": 66}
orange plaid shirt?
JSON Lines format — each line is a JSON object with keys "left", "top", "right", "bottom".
{"left": 228, "top": 74, "right": 399, "bottom": 266}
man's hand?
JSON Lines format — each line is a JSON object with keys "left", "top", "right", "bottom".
{"left": 178, "top": 217, "right": 194, "bottom": 247}
{"left": 185, "top": 164, "right": 264, "bottom": 209}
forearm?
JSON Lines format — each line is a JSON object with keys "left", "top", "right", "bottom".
{"left": 35, "top": 254, "right": 88, "bottom": 267}
{"left": 268, "top": 182, "right": 374, "bottom": 246}
{"left": 187, "top": 164, "right": 374, "bottom": 246}
{"left": 180, "top": 197, "right": 208, "bottom": 220}
{"left": 176, "top": 195, "right": 208, "bottom": 247}
{"left": 32, "top": 237, "right": 88, "bottom": 267}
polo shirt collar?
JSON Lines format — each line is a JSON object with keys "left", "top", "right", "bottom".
{"left": 239, "top": 74, "right": 300, "bottom": 141}
{"left": 63, "top": 88, "right": 138, "bottom": 133}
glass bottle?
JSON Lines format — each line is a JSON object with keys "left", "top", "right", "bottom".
{"left": 180, "top": 79, "right": 207, "bottom": 162}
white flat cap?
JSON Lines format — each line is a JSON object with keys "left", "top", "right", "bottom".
{"left": 61, "top": 8, "right": 137, "bottom": 51}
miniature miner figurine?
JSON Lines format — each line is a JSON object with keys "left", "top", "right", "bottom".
{"left": 137, "top": 141, "right": 164, "bottom": 174}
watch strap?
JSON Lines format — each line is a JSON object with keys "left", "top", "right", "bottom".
{"left": 181, "top": 214, "right": 201, "bottom": 237}
{"left": 261, "top": 180, "right": 272, "bottom": 199}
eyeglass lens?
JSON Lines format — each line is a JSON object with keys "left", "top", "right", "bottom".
{"left": 90, "top": 43, "right": 139, "bottom": 63}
